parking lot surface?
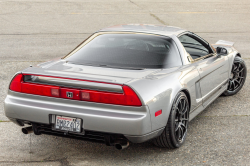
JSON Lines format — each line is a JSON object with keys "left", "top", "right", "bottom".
{"left": 0, "top": 0, "right": 250, "bottom": 165}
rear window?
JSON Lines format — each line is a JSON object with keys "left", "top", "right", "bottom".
{"left": 65, "top": 33, "right": 182, "bottom": 69}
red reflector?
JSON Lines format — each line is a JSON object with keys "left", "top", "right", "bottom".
{"left": 51, "top": 88, "right": 60, "bottom": 97}
{"left": 79, "top": 86, "right": 142, "bottom": 106}
{"left": 9, "top": 74, "right": 23, "bottom": 92}
{"left": 22, "top": 83, "right": 60, "bottom": 97}
{"left": 81, "top": 91, "right": 90, "bottom": 100}
{"left": 155, "top": 110, "right": 162, "bottom": 117}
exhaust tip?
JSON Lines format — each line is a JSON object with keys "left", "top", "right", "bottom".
{"left": 114, "top": 140, "right": 129, "bottom": 150}
{"left": 22, "top": 126, "right": 33, "bottom": 134}
{"left": 115, "top": 144, "right": 123, "bottom": 150}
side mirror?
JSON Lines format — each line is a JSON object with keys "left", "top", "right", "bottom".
{"left": 216, "top": 47, "right": 228, "bottom": 56}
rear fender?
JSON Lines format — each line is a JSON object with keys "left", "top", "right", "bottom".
{"left": 212, "top": 39, "right": 241, "bottom": 74}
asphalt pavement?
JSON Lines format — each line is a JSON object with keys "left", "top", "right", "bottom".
{"left": 0, "top": 0, "right": 250, "bottom": 165}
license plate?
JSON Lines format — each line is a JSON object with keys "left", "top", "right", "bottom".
{"left": 55, "top": 115, "right": 81, "bottom": 133}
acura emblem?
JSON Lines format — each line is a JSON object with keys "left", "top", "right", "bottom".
{"left": 66, "top": 92, "right": 73, "bottom": 98}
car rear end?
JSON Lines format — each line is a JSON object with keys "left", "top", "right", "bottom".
{"left": 4, "top": 72, "right": 154, "bottom": 149}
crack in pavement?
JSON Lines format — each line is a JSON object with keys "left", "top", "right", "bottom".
{"left": 150, "top": 13, "right": 166, "bottom": 25}
{"left": 127, "top": 0, "right": 166, "bottom": 25}
{"left": 128, "top": 0, "right": 139, "bottom": 7}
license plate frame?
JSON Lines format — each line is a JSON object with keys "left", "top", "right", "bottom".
{"left": 54, "top": 115, "right": 82, "bottom": 133}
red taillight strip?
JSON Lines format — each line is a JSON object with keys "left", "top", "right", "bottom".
{"left": 9, "top": 74, "right": 142, "bottom": 107}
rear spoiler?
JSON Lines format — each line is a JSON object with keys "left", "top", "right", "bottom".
{"left": 215, "top": 40, "right": 234, "bottom": 46}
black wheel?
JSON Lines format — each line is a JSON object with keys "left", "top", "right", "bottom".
{"left": 223, "top": 56, "right": 247, "bottom": 96}
{"left": 153, "top": 92, "right": 189, "bottom": 148}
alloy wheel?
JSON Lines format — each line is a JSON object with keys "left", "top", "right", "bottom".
{"left": 228, "top": 62, "right": 245, "bottom": 92}
{"left": 174, "top": 97, "right": 189, "bottom": 143}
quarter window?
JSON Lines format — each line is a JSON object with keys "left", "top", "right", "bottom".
{"left": 178, "top": 34, "right": 211, "bottom": 60}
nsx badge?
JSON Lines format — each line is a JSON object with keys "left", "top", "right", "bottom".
{"left": 66, "top": 92, "right": 73, "bottom": 98}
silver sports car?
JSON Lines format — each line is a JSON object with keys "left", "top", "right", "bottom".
{"left": 4, "top": 24, "right": 247, "bottom": 150}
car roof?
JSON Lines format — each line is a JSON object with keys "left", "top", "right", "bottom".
{"left": 98, "top": 24, "right": 187, "bottom": 36}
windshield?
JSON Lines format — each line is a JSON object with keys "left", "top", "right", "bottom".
{"left": 65, "top": 33, "right": 182, "bottom": 69}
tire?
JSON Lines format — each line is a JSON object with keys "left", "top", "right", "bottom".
{"left": 223, "top": 56, "right": 247, "bottom": 96}
{"left": 153, "top": 92, "right": 189, "bottom": 148}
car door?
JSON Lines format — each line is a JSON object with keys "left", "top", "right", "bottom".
{"left": 178, "top": 33, "right": 230, "bottom": 106}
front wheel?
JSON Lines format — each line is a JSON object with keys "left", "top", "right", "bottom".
{"left": 223, "top": 56, "right": 247, "bottom": 96}
{"left": 153, "top": 92, "right": 189, "bottom": 148}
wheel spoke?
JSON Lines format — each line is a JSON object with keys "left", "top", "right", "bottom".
{"left": 177, "top": 99, "right": 187, "bottom": 115}
{"left": 179, "top": 100, "right": 183, "bottom": 113}
{"left": 181, "top": 118, "right": 189, "bottom": 121}
{"left": 179, "top": 127, "right": 184, "bottom": 139}
{"left": 235, "top": 63, "right": 240, "bottom": 71}
{"left": 180, "top": 123, "right": 186, "bottom": 131}
{"left": 176, "top": 107, "right": 180, "bottom": 114}
{"left": 238, "top": 68, "right": 244, "bottom": 73}
{"left": 175, "top": 124, "right": 179, "bottom": 132}
{"left": 238, "top": 63, "right": 241, "bottom": 71}
{"left": 232, "top": 80, "right": 236, "bottom": 90}
{"left": 176, "top": 100, "right": 183, "bottom": 115}
{"left": 182, "top": 106, "right": 188, "bottom": 115}
{"left": 234, "top": 79, "right": 241, "bottom": 85}
{"left": 177, "top": 128, "right": 181, "bottom": 139}
{"left": 182, "top": 100, "right": 186, "bottom": 113}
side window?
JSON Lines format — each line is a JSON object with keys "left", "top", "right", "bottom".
{"left": 178, "top": 34, "right": 211, "bottom": 60}
{"left": 179, "top": 35, "right": 202, "bottom": 46}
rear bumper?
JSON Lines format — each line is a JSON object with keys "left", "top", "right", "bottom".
{"left": 4, "top": 91, "right": 162, "bottom": 143}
